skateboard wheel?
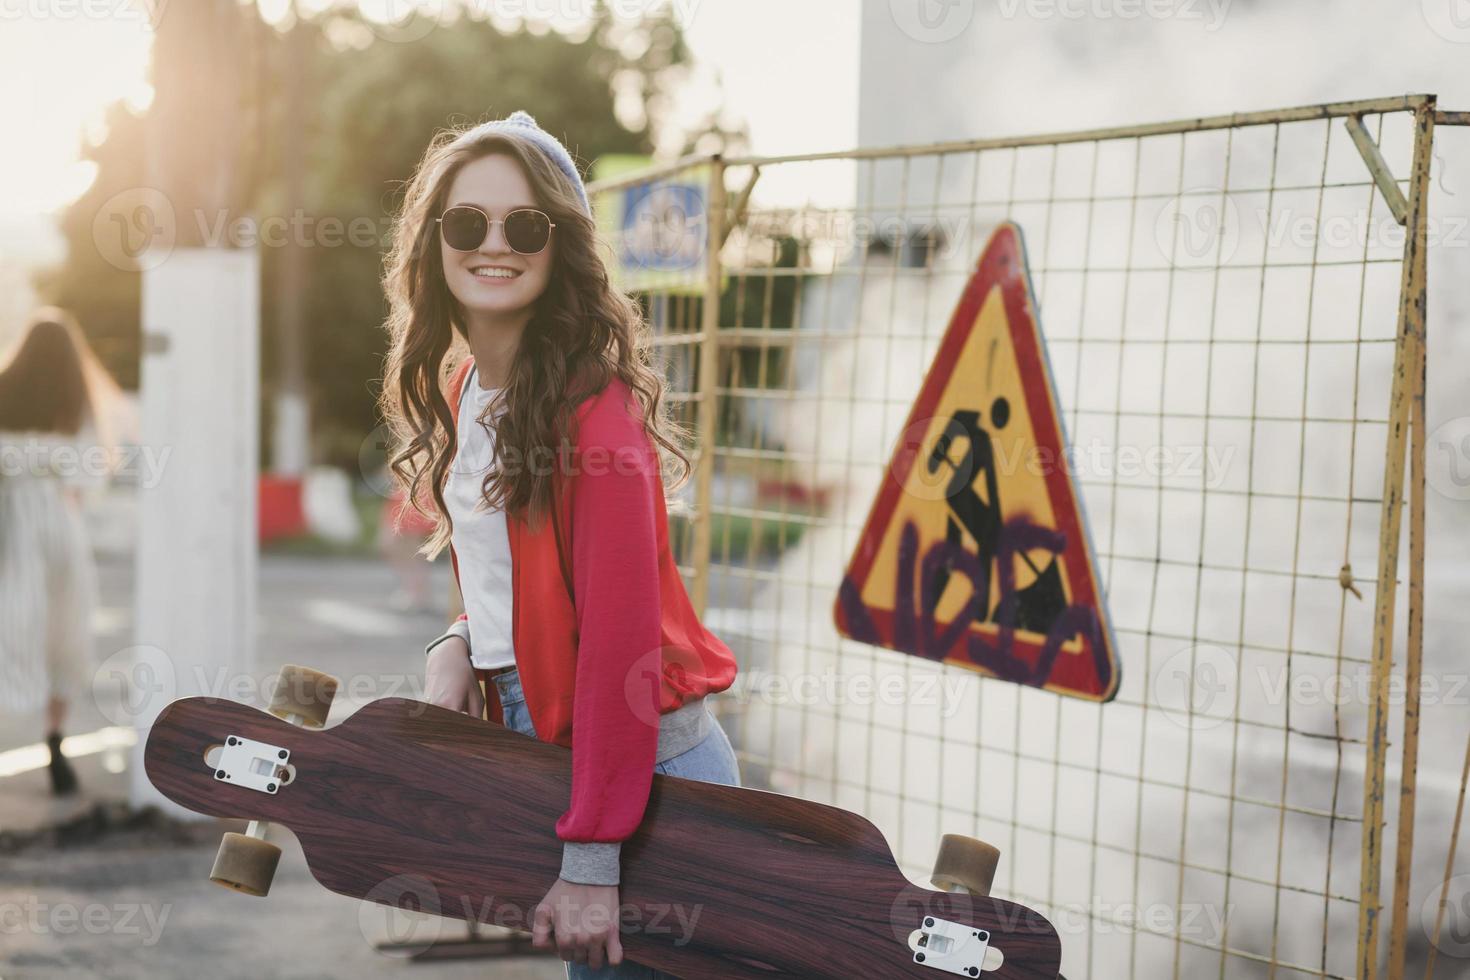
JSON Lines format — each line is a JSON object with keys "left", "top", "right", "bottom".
{"left": 267, "top": 664, "right": 339, "bottom": 729}
{"left": 209, "top": 831, "right": 282, "bottom": 897}
{"left": 930, "top": 833, "right": 1001, "bottom": 897}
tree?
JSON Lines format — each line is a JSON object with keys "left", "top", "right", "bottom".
{"left": 36, "top": 1, "right": 697, "bottom": 469}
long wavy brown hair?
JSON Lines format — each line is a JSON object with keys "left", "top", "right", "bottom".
{"left": 378, "top": 121, "right": 691, "bottom": 559}
{"left": 0, "top": 307, "right": 122, "bottom": 446}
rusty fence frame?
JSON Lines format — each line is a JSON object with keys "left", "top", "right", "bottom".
{"left": 588, "top": 93, "right": 1467, "bottom": 978}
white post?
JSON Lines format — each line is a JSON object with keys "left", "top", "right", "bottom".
{"left": 128, "top": 246, "right": 259, "bottom": 816}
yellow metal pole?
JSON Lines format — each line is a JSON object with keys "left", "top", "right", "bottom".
{"left": 722, "top": 95, "right": 1433, "bottom": 167}
{"left": 690, "top": 156, "right": 726, "bottom": 617}
{"left": 1385, "top": 161, "right": 1429, "bottom": 979}
{"left": 1344, "top": 115, "right": 1410, "bottom": 224}
{"left": 1359, "top": 98, "right": 1434, "bottom": 979}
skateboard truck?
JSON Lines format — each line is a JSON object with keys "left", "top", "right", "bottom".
{"left": 213, "top": 735, "right": 291, "bottom": 794}
{"left": 912, "top": 916, "right": 990, "bottom": 977}
{"left": 907, "top": 833, "right": 1007, "bottom": 974}
{"left": 208, "top": 664, "right": 339, "bottom": 897}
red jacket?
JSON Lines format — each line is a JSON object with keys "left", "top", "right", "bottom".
{"left": 444, "top": 357, "right": 738, "bottom": 845}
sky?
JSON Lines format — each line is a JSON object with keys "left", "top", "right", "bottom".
{"left": 0, "top": 6, "right": 153, "bottom": 217}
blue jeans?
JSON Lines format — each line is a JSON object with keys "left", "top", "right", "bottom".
{"left": 487, "top": 667, "right": 741, "bottom": 980}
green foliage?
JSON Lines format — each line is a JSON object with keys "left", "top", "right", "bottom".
{"left": 717, "top": 233, "right": 802, "bottom": 395}
{"left": 37, "top": 2, "right": 692, "bottom": 468}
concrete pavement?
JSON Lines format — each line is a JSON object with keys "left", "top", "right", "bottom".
{"left": 1, "top": 550, "right": 563, "bottom": 980}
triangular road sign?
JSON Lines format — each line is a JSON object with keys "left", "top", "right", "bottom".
{"left": 834, "top": 222, "right": 1120, "bottom": 701}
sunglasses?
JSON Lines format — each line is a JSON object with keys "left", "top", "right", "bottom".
{"left": 436, "top": 205, "right": 556, "bottom": 254}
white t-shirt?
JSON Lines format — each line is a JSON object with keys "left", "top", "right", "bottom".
{"left": 444, "top": 366, "right": 516, "bottom": 671}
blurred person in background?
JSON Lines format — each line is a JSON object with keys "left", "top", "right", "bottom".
{"left": 377, "top": 482, "right": 438, "bottom": 613}
{"left": 0, "top": 307, "right": 121, "bottom": 796}
{"left": 380, "top": 110, "right": 740, "bottom": 979}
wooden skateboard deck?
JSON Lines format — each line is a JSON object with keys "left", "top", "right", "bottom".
{"left": 145, "top": 695, "right": 1062, "bottom": 978}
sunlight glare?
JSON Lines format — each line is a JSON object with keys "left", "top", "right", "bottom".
{"left": 0, "top": 10, "right": 152, "bottom": 215}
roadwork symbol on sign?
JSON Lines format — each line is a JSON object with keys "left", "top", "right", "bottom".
{"left": 833, "top": 222, "right": 1120, "bottom": 702}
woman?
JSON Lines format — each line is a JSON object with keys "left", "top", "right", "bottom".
{"left": 378, "top": 110, "right": 740, "bottom": 979}
{"left": 0, "top": 307, "right": 116, "bottom": 796}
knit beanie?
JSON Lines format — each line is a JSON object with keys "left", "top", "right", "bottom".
{"left": 460, "top": 110, "right": 591, "bottom": 217}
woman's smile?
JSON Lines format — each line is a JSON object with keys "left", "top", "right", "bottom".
{"left": 468, "top": 264, "right": 524, "bottom": 284}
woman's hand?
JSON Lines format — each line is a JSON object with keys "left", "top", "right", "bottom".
{"left": 424, "top": 637, "right": 483, "bottom": 717}
{"left": 532, "top": 878, "right": 624, "bottom": 969}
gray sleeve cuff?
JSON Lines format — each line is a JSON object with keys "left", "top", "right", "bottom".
{"left": 559, "top": 841, "right": 622, "bottom": 886}
{"left": 425, "top": 618, "right": 472, "bottom": 658}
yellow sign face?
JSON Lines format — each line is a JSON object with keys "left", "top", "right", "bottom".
{"left": 834, "top": 223, "right": 1120, "bottom": 701}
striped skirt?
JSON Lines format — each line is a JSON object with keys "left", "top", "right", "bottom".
{"left": 0, "top": 475, "right": 97, "bottom": 713}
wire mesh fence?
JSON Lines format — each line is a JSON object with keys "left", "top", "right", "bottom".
{"left": 589, "top": 94, "right": 1451, "bottom": 979}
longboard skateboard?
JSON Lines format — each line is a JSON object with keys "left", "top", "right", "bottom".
{"left": 144, "top": 666, "right": 1062, "bottom": 979}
